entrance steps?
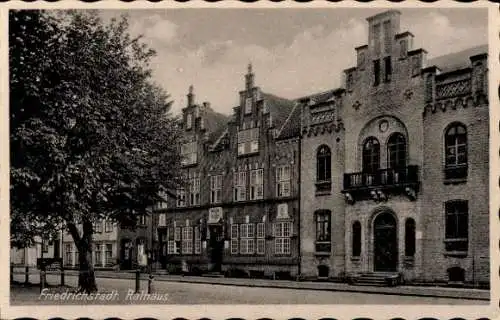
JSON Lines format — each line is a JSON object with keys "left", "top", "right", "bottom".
{"left": 351, "top": 272, "right": 402, "bottom": 287}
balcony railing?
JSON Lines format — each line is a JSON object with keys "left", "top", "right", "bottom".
{"left": 343, "top": 165, "right": 419, "bottom": 191}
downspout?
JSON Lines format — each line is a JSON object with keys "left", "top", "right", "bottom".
{"left": 297, "top": 137, "right": 302, "bottom": 278}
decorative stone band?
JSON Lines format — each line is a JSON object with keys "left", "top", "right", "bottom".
{"left": 422, "top": 93, "right": 488, "bottom": 117}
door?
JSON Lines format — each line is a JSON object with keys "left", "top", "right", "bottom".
{"left": 120, "top": 239, "right": 133, "bottom": 270}
{"left": 208, "top": 225, "right": 223, "bottom": 272}
{"left": 373, "top": 212, "right": 398, "bottom": 272}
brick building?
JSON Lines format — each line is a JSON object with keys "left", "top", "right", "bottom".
{"left": 155, "top": 66, "right": 302, "bottom": 278}
{"left": 299, "top": 10, "right": 489, "bottom": 286}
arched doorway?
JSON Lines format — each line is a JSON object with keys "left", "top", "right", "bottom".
{"left": 373, "top": 212, "right": 398, "bottom": 272}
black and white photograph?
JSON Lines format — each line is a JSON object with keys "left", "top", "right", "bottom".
{"left": 2, "top": 2, "right": 498, "bottom": 319}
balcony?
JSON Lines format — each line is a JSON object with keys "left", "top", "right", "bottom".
{"left": 342, "top": 165, "right": 419, "bottom": 202}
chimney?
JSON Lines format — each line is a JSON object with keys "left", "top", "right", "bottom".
{"left": 187, "top": 85, "right": 195, "bottom": 107}
{"left": 245, "top": 63, "right": 255, "bottom": 90}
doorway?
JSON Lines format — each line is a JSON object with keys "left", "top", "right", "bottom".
{"left": 373, "top": 212, "right": 398, "bottom": 272}
{"left": 208, "top": 225, "right": 223, "bottom": 272}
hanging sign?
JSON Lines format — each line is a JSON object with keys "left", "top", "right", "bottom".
{"left": 208, "top": 207, "right": 223, "bottom": 224}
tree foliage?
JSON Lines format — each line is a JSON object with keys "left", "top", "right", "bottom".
{"left": 10, "top": 9, "right": 183, "bottom": 291}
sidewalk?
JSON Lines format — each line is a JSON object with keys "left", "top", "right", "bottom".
{"left": 62, "top": 270, "right": 490, "bottom": 301}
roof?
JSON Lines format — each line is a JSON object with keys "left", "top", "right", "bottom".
{"left": 427, "top": 44, "right": 488, "bottom": 73}
{"left": 200, "top": 105, "right": 230, "bottom": 142}
{"left": 261, "top": 92, "right": 295, "bottom": 131}
{"left": 276, "top": 89, "right": 341, "bottom": 140}
{"left": 275, "top": 102, "right": 300, "bottom": 140}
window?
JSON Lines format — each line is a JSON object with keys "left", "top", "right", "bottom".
{"left": 105, "top": 219, "right": 113, "bottom": 233}
{"left": 346, "top": 72, "right": 354, "bottom": 91}
{"left": 387, "top": 133, "right": 406, "bottom": 169}
{"left": 155, "top": 191, "right": 168, "bottom": 210}
{"left": 405, "top": 218, "right": 416, "bottom": 257}
{"left": 158, "top": 213, "right": 166, "bottom": 227}
{"left": 105, "top": 244, "right": 113, "bottom": 266}
{"left": 373, "top": 59, "right": 381, "bottom": 86}
{"left": 445, "top": 200, "right": 468, "bottom": 252}
{"left": 42, "top": 240, "right": 49, "bottom": 253}
{"left": 94, "top": 243, "right": 102, "bottom": 267}
{"left": 210, "top": 175, "right": 223, "bottom": 203}
{"left": 352, "top": 221, "right": 361, "bottom": 257}
{"left": 194, "top": 226, "right": 201, "bottom": 254}
{"left": 425, "top": 75, "right": 433, "bottom": 102}
{"left": 257, "top": 223, "right": 265, "bottom": 255}
{"left": 363, "top": 137, "right": 380, "bottom": 173}
{"left": 138, "top": 215, "right": 146, "bottom": 226}
{"left": 93, "top": 220, "right": 103, "bottom": 233}
{"left": 400, "top": 39, "right": 408, "bottom": 58}
{"left": 64, "top": 244, "right": 73, "bottom": 266}
{"left": 237, "top": 128, "right": 259, "bottom": 155}
{"left": 250, "top": 169, "right": 263, "bottom": 200}
{"left": 383, "top": 20, "right": 392, "bottom": 54}
{"left": 315, "top": 210, "right": 331, "bottom": 253}
{"left": 167, "top": 227, "right": 178, "bottom": 254}
{"left": 276, "top": 165, "right": 291, "bottom": 197}
{"left": 411, "top": 56, "right": 421, "bottom": 77}
{"left": 181, "top": 141, "right": 197, "bottom": 166}
{"left": 373, "top": 23, "right": 381, "bottom": 56}
{"left": 189, "top": 178, "right": 200, "bottom": 206}
{"left": 233, "top": 171, "right": 247, "bottom": 201}
{"left": 176, "top": 189, "right": 186, "bottom": 207}
{"left": 230, "top": 224, "right": 239, "bottom": 254}
{"left": 384, "top": 56, "right": 392, "bottom": 82}
{"left": 245, "top": 97, "right": 252, "bottom": 114}
{"left": 317, "top": 145, "right": 331, "bottom": 182}
{"left": 240, "top": 224, "right": 255, "bottom": 254}
{"left": 444, "top": 123, "right": 468, "bottom": 180}
{"left": 186, "top": 113, "right": 193, "bottom": 130}
{"left": 358, "top": 51, "right": 366, "bottom": 69}
{"left": 182, "top": 227, "right": 193, "bottom": 254}
{"left": 274, "top": 222, "right": 292, "bottom": 255}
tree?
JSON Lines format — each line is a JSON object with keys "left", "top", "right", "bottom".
{"left": 10, "top": 10, "right": 184, "bottom": 293}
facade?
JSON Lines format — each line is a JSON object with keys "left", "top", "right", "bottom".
{"left": 299, "top": 10, "right": 489, "bottom": 286}
{"left": 62, "top": 219, "right": 119, "bottom": 269}
{"left": 155, "top": 66, "right": 302, "bottom": 278}
{"left": 10, "top": 236, "right": 59, "bottom": 266}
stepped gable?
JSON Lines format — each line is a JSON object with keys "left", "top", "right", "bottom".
{"left": 427, "top": 44, "right": 488, "bottom": 73}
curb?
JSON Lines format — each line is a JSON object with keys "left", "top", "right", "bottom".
{"left": 63, "top": 271, "right": 490, "bottom": 301}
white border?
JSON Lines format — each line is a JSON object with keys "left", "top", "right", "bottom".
{"left": 1, "top": 1, "right": 498, "bottom": 319}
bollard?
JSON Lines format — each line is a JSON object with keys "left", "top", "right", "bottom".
{"left": 60, "top": 268, "right": 65, "bottom": 286}
{"left": 25, "top": 266, "right": 29, "bottom": 285}
{"left": 147, "top": 274, "right": 154, "bottom": 294}
{"left": 135, "top": 269, "right": 140, "bottom": 293}
{"left": 40, "top": 269, "right": 46, "bottom": 293}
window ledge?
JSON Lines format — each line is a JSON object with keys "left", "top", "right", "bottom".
{"left": 350, "top": 256, "right": 361, "bottom": 262}
{"left": 444, "top": 251, "right": 468, "bottom": 258}
{"left": 237, "top": 151, "right": 260, "bottom": 158}
{"left": 315, "top": 190, "right": 332, "bottom": 196}
{"left": 314, "top": 251, "right": 331, "bottom": 256}
{"left": 444, "top": 178, "right": 467, "bottom": 185}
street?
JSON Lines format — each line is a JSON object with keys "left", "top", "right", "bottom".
{"left": 11, "top": 273, "right": 488, "bottom": 305}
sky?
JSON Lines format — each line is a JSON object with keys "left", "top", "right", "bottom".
{"left": 100, "top": 8, "right": 488, "bottom": 116}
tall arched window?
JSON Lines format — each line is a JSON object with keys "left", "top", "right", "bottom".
{"left": 362, "top": 137, "right": 380, "bottom": 173}
{"left": 387, "top": 133, "right": 406, "bottom": 169}
{"left": 352, "top": 221, "right": 361, "bottom": 257}
{"left": 444, "top": 123, "right": 467, "bottom": 180}
{"left": 404, "top": 218, "right": 416, "bottom": 257}
{"left": 316, "top": 145, "right": 331, "bottom": 182}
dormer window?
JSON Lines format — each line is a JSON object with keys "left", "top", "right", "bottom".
{"left": 245, "top": 97, "right": 252, "bottom": 114}
{"left": 186, "top": 113, "right": 193, "bottom": 130}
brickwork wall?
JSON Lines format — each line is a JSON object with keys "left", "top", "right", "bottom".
{"left": 421, "top": 96, "right": 489, "bottom": 284}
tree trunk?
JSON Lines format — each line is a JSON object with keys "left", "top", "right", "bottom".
{"left": 77, "top": 244, "right": 97, "bottom": 293}
{"left": 67, "top": 220, "right": 98, "bottom": 293}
